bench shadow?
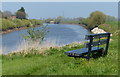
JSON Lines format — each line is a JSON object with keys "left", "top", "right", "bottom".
{"left": 73, "top": 50, "right": 105, "bottom": 64}
{"left": 91, "top": 51, "right": 103, "bottom": 59}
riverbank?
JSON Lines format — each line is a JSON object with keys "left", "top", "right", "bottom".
{"left": 1, "top": 18, "right": 43, "bottom": 34}
{"left": 0, "top": 22, "right": 86, "bottom": 35}
{"left": 1, "top": 21, "right": 118, "bottom": 75}
{"left": 0, "top": 27, "right": 27, "bottom": 34}
{"left": 2, "top": 39, "right": 118, "bottom": 75}
{"left": 0, "top": 25, "right": 42, "bottom": 35}
{"left": 60, "top": 22, "right": 91, "bottom": 31}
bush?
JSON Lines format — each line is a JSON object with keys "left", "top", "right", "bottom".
{"left": 79, "top": 18, "right": 89, "bottom": 26}
{"left": 12, "top": 19, "right": 24, "bottom": 28}
{"left": 21, "top": 24, "right": 49, "bottom": 43}
{"left": 21, "top": 19, "right": 31, "bottom": 27}
{"left": 29, "top": 19, "right": 42, "bottom": 26}
{"left": 2, "top": 19, "right": 15, "bottom": 30}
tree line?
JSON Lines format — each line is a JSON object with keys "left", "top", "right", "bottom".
{"left": 79, "top": 11, "right": 117, "bottom": 30}
{"left": 0, "top": 7, "right": 43, "bottom": 31}
{"left": 0, "top": 7, "right": 27, "bottom": 19}
{"left": 44, "top": 11, "right": 117, "bottom": 30}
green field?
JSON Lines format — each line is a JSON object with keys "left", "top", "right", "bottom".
{"left": 2, "top": 21, "right": 118, "bottom": 75}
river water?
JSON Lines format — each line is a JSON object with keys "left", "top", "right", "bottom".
{"left": 1, "top": 24, "right": 90, "bottom": 54}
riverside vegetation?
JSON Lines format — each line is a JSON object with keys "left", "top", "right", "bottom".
{"left": 1, "top": 21, "right": 118, "bottom": 75}
{"left": 1, "top": 10, "right": 119, "bottom": 75}
{"left": 0, "top": 7, "right": 43, "bottom": 33}
{"left": 0, "top": 18, "right": 43, "bottom": 31}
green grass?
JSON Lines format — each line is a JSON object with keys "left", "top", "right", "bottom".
{"left": 2, "top": 21, "right": 118, "bottom": 75}
{"left": 99, "top": 21, "right": 118, "bottom": 34}
{"left": 1, "top": 18, "right": 43, "bottom": 31}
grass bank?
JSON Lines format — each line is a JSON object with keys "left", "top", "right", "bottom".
{"left": 0, "top": 18, "right": 43, "bottom": 34}
{"left": 2, "top": 21, "right": 118, "bottom": 75}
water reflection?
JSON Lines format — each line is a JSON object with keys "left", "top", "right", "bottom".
{"left": 1, "top": 24, "right": 90, "bottom": 54}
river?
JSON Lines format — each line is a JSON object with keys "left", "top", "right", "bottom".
{"left": 1, "top": 24, "right": 90, "bottom": 54}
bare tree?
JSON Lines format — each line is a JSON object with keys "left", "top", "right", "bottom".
{"left": 2, "top": 11, "right": 12, "bottom": 19}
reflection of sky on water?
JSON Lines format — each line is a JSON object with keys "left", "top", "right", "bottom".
{"left": 1, "top": 24, "right": 90, "bottom": 54}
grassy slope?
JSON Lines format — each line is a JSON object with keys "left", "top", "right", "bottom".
{"left": 2, "top": 22, "right": 118, "bottom": 75}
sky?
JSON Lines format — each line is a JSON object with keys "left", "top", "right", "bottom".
{"left": 1, "top": 2, "right": 118, "bottom": 19}
{"left": 1, "top": 0, "right": 119, "bottom": 2}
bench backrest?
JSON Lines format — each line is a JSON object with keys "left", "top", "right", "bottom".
{"left": 85, "top": 32, "right": 111, "bottom": 55}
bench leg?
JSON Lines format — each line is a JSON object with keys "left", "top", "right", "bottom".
{"left": 87, "top": 57, "right": 90, "bottom": 61}
{"left": 98, "top": 50, "right": 103, "bottom": 56}
{"left": 102, "top": 50, "right": 107, "bottom": 57}
{"left": 87, "top": 53, "right": 90, "bottom": 61}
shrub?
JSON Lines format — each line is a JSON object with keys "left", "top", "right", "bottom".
{"left": 79, "top": 18, "right": 89, "bottom": 26}
{"left": 12, "top": 19, "right": 24, "bottom": 28}
{"left": 2, "top": 19, "right": 15, "bottom": 30}
{"left": 21, "top": 24, "right": 49, "bottom": 43}
{"left": 29, "top": 19, "right": 42, "bottom": 26}
{"left": 22, "top": 19, "right": 31, "bottom": 27}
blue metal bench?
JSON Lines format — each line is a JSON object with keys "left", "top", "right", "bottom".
{"left": 65, "top": 32, "right": 111, "bottom": 60}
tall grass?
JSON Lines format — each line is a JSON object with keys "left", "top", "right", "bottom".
{"left": 1, "top": 18, "right": 43, "bottom": 31}
{"left": 2, "top": 39, "right": 118, "bottom": 75}
{"left": 11, "top": 39, "right": 58, "bottom": 56}
{"left": 2, "top": 21, "right": 118, "bottom": 75}
{"left": 99, "top": 22, "right": 118, "bottom": 34}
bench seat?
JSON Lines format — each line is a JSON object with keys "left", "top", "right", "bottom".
{"left": 65, "top": 47, "right": 103, "bottom": 57}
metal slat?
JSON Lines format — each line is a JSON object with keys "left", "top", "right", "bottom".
{"left": 85, "top": 39, "right": 107, "bottom": 48}
{"left": 85, "top": 32, "right": 111, "bottom": 40}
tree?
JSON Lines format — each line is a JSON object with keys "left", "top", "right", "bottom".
{"left": 88, "top": 11, "right": 106, "bottom": 29}
{"left": 2, "top": 11, "right": 12, "bottom": 19}
{"left": 16, "top": 11, "right": 26, "bottom": 19}
{"left": 16, "top": 7, "right": 27, "bottom": 19}
{"left": 18, "top": 7, "right": 25, "bottom": 12}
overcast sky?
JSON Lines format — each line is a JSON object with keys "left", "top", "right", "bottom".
{"left": 1, "top": 2, "right": 118, "bottom": 19}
